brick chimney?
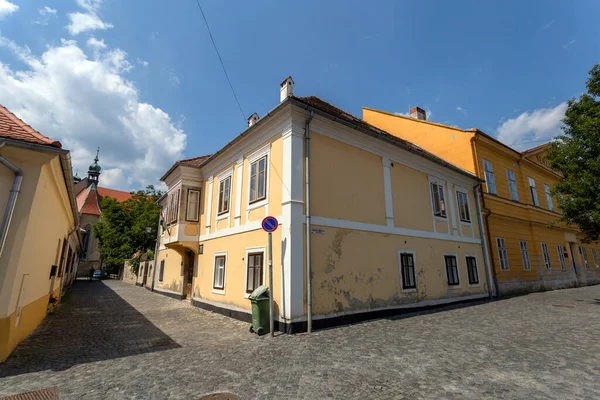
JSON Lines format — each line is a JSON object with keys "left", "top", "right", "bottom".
{"left": 280, "top": 76, "right": 294, "bottom": 102}
{"left": 409, "top": 106, "right": 427, "bottom": 121}
{"left": 248, "top": 113, "right": 259, "bottom": 127}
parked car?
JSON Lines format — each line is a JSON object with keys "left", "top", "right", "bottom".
{"left": 93, "top": 270, "right": 106, "bottom": 280}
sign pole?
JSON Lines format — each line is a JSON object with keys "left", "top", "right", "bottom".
{"left": 268, "top": 231, "right": 274, "bottom": 337}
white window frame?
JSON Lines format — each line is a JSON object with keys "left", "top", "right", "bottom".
{"left": 465, "top": 254, "right": 480, "bottom": 287}
{"left": 398, "top": 249, "right": 417, "bottom": 293}
{"left": 212, "top": 251, "right": 227, "bottom": 295}
{"left": 443, "top": 253, "right": 461, "bottom": 288}
{"left": 456, "top": 190, "right": 471, "bottom": 224}
{"left": 483, "top": 159, "right": 496, "bottom": 194}
{"left": 528, "top": 177, "right": 539, "bottom": 206}
{"left": 557, "top": 245, "right": 567, "bottom": 271}
{"left": 243, "top": 246, "right": 267, "bottom": 298}
{"left": 544, "top": 184, "right": 554, "bottom": 211}
{"left": 186, "top": 189, "right": 200, "bottom": 222}
{"left": 592, "top": 248, "right": 599, "bottom": 268}
{"left": 519, "top": 240, "right": 531, "bottom": 271}
{"left": 429, "top": 180, "right": 447, "bottom": 219}
{"left": 246, "top": 144, "right": 270, "bottom": 211}
{"left": 216, "top": 167, "right": 233, "bottom": 221}
{"left": 506, "top": 169, "right": 519, "bottom": 201}
{"left": 496, "top": 237, "right": 509, "bottom": 270}
{"left": 541, "top": 242, "right": 552, "bottom": 270}
{"left": 582, "top": 247, "right": 590, "bottom": 269}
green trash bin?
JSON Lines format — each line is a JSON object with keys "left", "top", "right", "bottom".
{"left": 248, "top": 285, "right": 270, "bottom": 335}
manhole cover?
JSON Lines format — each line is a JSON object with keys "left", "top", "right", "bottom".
{"left": 552, "top": 304, "right": 574, "bottom": 308}
{"left": 0, "top": 387, "right": 58, "bottom": 400}
{"left": 199, "top": 393, "right": 241, "bottom": 400}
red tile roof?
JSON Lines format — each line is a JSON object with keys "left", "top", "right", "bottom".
{"left": 77, "top": 186, "right": 101, "bottom": 216}
{"left": 0, "top": 105, "right": 62, "bottom": 148}
{"left": 97, "top": 187, "right": 133, "bottom": 203}
{"left": 521, "top": 142, "right": 551, "bottom": 155}
{"left": 160, "top": 154, "right": 212, "bottom": 181}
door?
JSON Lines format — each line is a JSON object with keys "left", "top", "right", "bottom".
{"left": 568, "top": 243, "right": 581, "bottom": 278}
{"left": 142, "top": 261, "right": 149, "bottom": 286}
{"left": 183, "top": 250, "right": 195, "bottom": 299}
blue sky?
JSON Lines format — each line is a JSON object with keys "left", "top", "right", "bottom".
{"left": 0, "top": 0, "right": 598, "bottom": 190}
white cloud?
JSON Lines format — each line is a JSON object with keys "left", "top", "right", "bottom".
{"left": 87, "top": 37, "right": 106, "bottom": 49}
{"left": 67, "top": 0, "right": 113, "bottom": 35}
{"left": 137, "top": 58, "right": 149, "bottom": 68}
{"left": 0, "top": 35, "right": 186, "bottom": 190}
{"left": 540, "top": 20, "right": 554, "bottom": 30}
{"left": 562, "top": 39, "right": 575, "bottom": 49}
{"left": 0, "top": 0, "right": 18, "bottom": 19}
{"left": 33, "top": 6, "right": 57, "bottom": 25}
{"left": 496, "top": 102, "right": 567, "bottom": 146}
{"left": 168, "top": 71, "right": 180, "bottom": 87}
{"left": 456, "top": 106, "right": 468, "bottom": 116}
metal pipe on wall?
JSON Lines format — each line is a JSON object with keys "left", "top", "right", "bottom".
{"left": 474, "top": 183, "right": 494, "bottom": 298}
{"left": 304, "top": 111, "right": 314, "bottom": 333}
{"left": 0, "top": 142, "right": 23, "bottom": 261}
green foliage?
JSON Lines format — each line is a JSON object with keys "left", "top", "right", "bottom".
{"left": 547, "top": 64, "right": 600, "bottom": 242}
{"left": 94, "top": 185, "right": 162, "bottom": 273}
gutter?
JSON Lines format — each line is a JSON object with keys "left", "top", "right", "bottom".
{"left": 304, "top": 111, "right": 314, "bottom": 333}
{"left": 0, "top": 142, "right": 23, "bottom": 261}
{"left": 474, "top": 183, "right": 494, "bottom": 298}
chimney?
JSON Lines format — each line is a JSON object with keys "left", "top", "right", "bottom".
{"left": 248, "top": 112, "right": 259, "bottom": 127}
{"left": 280, "top": 76, "right": 294, "bottom": 102}
{"left": 409, "top": 106, "right": 427, "bottom": 121}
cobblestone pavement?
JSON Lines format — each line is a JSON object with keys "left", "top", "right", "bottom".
{"left": 1, "top": 281, "right": 600, "bottom": 400}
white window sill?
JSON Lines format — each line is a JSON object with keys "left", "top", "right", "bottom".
{"left": 448, "top": 284, "right": 462, "bottom": 289}
{"left": 433, "top": 215, "right": 448, "bottom": 222}
{"left": 401, "top": 288, "right": 417, "bottom": 293}
{"left": 459, "top": 220, "right": 472, "bottom": 226}
{"left": 216, "top": 212, "right": 230, "bottom": 222}
{"left": 468, "top": 283, "right": 480, "bottom": 288}
{"left": 212, "top": 288, "right": 226, "bottom": 295}
{"left": 247, "top": 199, "right": 268, "bottom": 211}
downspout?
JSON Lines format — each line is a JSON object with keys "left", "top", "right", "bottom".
{"left": 304, "top": 111, "right": 314, "bottom": 333}
{"left": 0, "top": 142, "right": 23, "bottom": 261}
{"left": 474, "top": 183, "right": 494, "bottom": 298}
{"left": 471, "top": 135, "right": 499, "bottom": 297}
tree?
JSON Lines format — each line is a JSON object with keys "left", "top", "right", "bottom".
{"left": 547, "top": 63, "right": 600, "bottom": 242}
{"left": 94, "top": 185, "right": 162, "bottom": 274}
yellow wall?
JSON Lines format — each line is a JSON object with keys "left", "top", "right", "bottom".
{"left": 310, "top": 132, "right": 387, "bottom": 225}
{"left": 363, "top": 108, "right": 476, "bottom": 173}
{"left": 390, "top": 162, "right": 434, "bottom": 231}
{"left": 155, "top": 248, "right": 183, "bottom": 294}
{"left": 311, "top": 226, "right": 487, "bottom": 315}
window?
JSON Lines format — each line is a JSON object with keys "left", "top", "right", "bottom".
{"left": 497, "top": 237, "right": 509, "bottom": 270}
{"left": 519, "top": 240, "right": 531, "bottom": 270}
{"left": 528, "top": 177, "right": 539, "bottom": 206}
{"left": 246, "top": 252, "right": 264, "bottom": 293}
{"left": 217, "top": 176, "right": 231, "bottom": 215}
{"left": 166, "top": 189, "right": 180, "bottom": 224}
{"left": 57, "top": 238, "right": 67, "bottom": 277}
{"left": 541, "top": 242, "right": 552, "bottom": 270}
{"left": 506, "top": 169, "right": 519, "bottom": 201}
{"left": 445, "top": 255, "right": 460, "bottom": 286}
{"left": 430, "top": 182, "right": 446, "bottom": 218}
{"left": 249, "top": 156, "right": 267, "bottom": 203}
{"left": 582, "top": 248, "right": 590, "bottom": 269}
{"left": 483, "top": 159, "right": 496, "bottom": 194}
{"left": 186, "top": 189, "right": 200, "bottom": 221}
{"left": 544, "top": 184, "right": 554, "bottom": 211}
{"left": 400, "top": 252, "right": 416, "bottom": 290}
{"left": 213, "top": 255, "right": 226, "bottom": 290}
{"left": 592, "top": 248, "right": 599, "bottom": 267}
{"left": 159, "top": 260, "right": 165, "bottom": 282}
{"left": 466, "top": 256, "right": 479, "bottom": 285}
{"left": 557, "top": 245, "right": 567, "bottom": 270}
{"left": 456, "top": 191, "right": 471, "bottom": 223}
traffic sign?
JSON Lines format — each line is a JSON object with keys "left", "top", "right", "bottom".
{"left": 261, "top": 216, "right": 278, "bottom": 233}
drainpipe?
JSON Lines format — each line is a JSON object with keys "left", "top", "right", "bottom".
{"left": 474, "top": 183, "right": 494, "bottom": 298}
{"left": 0, "top": 142, "right": 23, "bottom": 261}
{"left": 304, "top": 111, "right": 314, "bottom": 333}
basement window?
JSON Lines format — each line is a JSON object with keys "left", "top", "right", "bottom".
{"left": 400, "top": 252, "right": 416, "bottom": 290}
{"left": 466, "top": 256, "right": 479, "bottom": 285}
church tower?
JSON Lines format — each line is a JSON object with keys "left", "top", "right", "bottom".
{"left": 87, "top": 148, "right": 101, "bottom": 186}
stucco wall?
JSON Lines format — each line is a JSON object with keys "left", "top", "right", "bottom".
{"left": 155, "top": 248, "right": 184, "bottom": 294}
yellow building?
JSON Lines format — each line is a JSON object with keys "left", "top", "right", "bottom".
{"left": 0, "top": 105, "right": 80, "bottom": 361}
{"left": 153, "top": 78, "right": 492, "bottom": 332}
{"left": 363, "top": 106, "right": 600, "bottom": 296}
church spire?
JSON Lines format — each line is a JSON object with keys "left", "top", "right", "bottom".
{"left": 87, "top": 147, "right": 101, "bottom": 186}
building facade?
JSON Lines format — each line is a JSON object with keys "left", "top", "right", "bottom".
{"left": 0, "top": 105, "right": 80, "bottom": 362}
{"left": 363, "top": 107, "right": 600, "bottom": 296}
{"left": 73, "top": 151, "right": 132, "bottom": 276}
{"left": 152, "top": 78, "right": 492, "bottom": 332}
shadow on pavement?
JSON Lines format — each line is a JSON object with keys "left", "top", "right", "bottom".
{"left": 0, "top": 280, "right": 180, "bottom": 378}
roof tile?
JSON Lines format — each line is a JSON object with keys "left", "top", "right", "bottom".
{"left": 0, "top": 105, "right": 62, "bottom": 148}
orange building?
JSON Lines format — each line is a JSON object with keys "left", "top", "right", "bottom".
{"left": 364, "top": 106, "right": 600, "bottom": 296}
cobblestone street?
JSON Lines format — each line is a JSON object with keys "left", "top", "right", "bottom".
{"left": 1, "top": 280, "right": 599, "bottom": 399}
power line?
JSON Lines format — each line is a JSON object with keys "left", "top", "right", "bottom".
{"left": 194, "top": 0, "right": 246, "bottom": 121}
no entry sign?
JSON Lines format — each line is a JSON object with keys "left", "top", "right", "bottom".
{"left": 261, "top": 216, "right": 278, "bottom": 233}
